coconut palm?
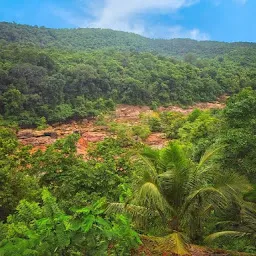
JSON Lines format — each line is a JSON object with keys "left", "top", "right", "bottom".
{"left": 107, "top": 143, "right": 252, "bottom": 255}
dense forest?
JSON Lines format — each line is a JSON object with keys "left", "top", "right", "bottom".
{"left": 1, "top": 22, "right": 256, "bottom": 58}
{"left": 0, "top": 35, "right": 256, "bottom": 126}
{"left": 0, "top": 22, "right": 256, "bottom": 255}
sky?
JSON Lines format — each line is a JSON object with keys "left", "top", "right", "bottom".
{"left": 0, "top": 0, "right": 255, "bottom": 42}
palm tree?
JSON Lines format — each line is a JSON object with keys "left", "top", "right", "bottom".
{"left": 107, "top": 143, "right": 252, "bottom": 255}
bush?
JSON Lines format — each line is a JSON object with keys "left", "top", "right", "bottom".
{"left": 147, "top": 117, "right": 162, "bottom": 132}
{"left": 35, "top": 116, "right": 48, "bottom": 130}
{"left": 132, "top": 125, "right": 151, "bottom": 140}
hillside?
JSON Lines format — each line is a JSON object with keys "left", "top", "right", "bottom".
{"left": 1, "top": 22, "right": 256, "bottom": 58}
{"left": 0, "top": 21, "right": 256, "bottom": 256}
{"left": 1, "top": 92, "right": 256, "bottom": 255}
{"left": 1, "top": 40, "right": 255, "bottom": 126}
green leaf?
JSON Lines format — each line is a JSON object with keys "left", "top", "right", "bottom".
{"left": 81, "top": 215, "right": 95, "bottom": 233}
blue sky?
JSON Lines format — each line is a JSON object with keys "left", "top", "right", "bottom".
{"left": 0, "top": 0, "right": 255, "bottom": 42}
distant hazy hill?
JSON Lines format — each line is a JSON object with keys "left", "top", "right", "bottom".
{"left": 1, "top": 22, "right": 256, "bottom": 58}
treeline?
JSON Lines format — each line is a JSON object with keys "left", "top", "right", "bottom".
{"left": 1, "top": 22, "right": 256, "bottom": 58}
{"left": 0, "top": 41, "right": 256, "bottom": 126}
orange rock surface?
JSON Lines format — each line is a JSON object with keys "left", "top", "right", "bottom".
{"left": 17, "top": 102, "right": 225, "bottom": 156}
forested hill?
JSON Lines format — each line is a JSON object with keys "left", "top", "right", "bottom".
{"left": 1, "top": 21, "right": 256, "bottom": 255}
{"left": 1, "top": 39, "right": 256, "bottom": 127}
{"left": 1, "top": 22, "right": 256, "bottom": 58}
{"left": 1, "top": 21, "right": 256, "bottom": 127}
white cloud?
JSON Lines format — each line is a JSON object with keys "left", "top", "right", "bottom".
{"left": 89, "top": 0, "right": 199, "bottom": 28}
{"left": 50, "top": 0, "right": 210, "bottom": 40}
{"left": 168, "top": 26, "right": 210, "bottom": 40}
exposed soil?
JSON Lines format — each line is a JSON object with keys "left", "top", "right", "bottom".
{"left": 145, "top": 133, "right": 168, "bottom": 149}
{"left": 17, "top": 121, "right": 109, "bottom": 157}
{"left": 115, "top": 101, "right": 225, "bottom": 123}
{"left": 17, "top": 102, "right": 225, "bottom": 156}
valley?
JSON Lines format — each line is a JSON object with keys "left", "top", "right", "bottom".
{"left": 17, "top": 102, "right": 225, "bottom": 156}
{"left": 0, "top": 21, "right": 255, "bottom": 256}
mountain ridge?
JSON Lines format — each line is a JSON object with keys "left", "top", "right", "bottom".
{"left": 1, "top": 21, "right": 256, "bottom": 58}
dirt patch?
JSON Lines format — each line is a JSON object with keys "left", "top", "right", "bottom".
{"left": 133, "top": 235, "right": 247, "bottom": 256}
{"left": 17, "top": 101, "right": 225, "bottom": 156}
{"left": 115, "top": 102, "right": 225, "bottom": 123}
{"left": 158, "top": 102, "right": 225, "bottom": 115}
{"left": 17, "top": 120, "right": 109, "bottom": 156}
{"left": 145, "top": 133, "right": 168, "bottom": 149}
{"left": 115, "top": 104, "right": 152, "bottom": 123}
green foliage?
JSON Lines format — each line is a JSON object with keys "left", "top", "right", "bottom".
{"left": 108, "top": 142, "right": 253, "bottom": 253}
{"left": 0, "top": 99, "right": 255, "bottom": 254}
{"left": 244, "top": 185, "right": 256, "bottom": 203}
{"left": 49, "top": 104, "right": 74, "bottom": 122}
{"left": 147, "top": 116, "right": 163, "bottom": 132}
{"left": 0, "top": 188, "right": 71, "bottom": 256}
{"left": 206, "top": 234, "right": 256, "bottom": 253}
{"left": 0, "top": 21, "right": 256, "bottom": 255}
{"left": 132, "top": 125, "right": 151, "bottom": 140}
{"left": 24, "top": 135, "right": 139, "bottom": 211}
{"left": 1, "top": 22, "right": 256, "bottom": 59}
{"left": 178, "top": 110, "right": 221, "bottom": 160}
{"left": 0, "top": 127, "right": 40, "bottom": 220}
{"left": 2, "top": 89, "right": 24, "bottom": 117}
{"left": 109, "top": 122, "right": 151, "bottom": 143}
{"left": 220, "top": 88, "right": 256, "bottom": 181}
{"left": 160, "top": 112, "right": 186, "bottom": 139}
{"left": 0, "top": 190, "right": 140, "bottom": 256}
{"left": 35, "top": 116, "right": 47, "bottom": 130}
{"left": 0, "top": 33, "right": 255, "bottom": 126}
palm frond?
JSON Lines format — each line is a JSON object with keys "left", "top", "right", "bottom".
{"left": 215, "top": 220, "right": 240, "bottom": 227}
{"left": 204, "top": 231, "right": 246, "bottom": 244}
{"left": 196, "top": 147, "right": 223, "bottom": 172}
{"left": 202, "top": 204, "right": 213, "bottom": 214}
{"left": 241, "top": 206, "right": 256, "bottom": 232}
{"left": 184, "top": 187, "right": 225, "bottom": 210}
{"left": 106, "top": 202, "right": 156, "bottom": 228}
{"left": 158, "top": 169, "right": 186, "bottom": 189}
{"left": 157, "top": 232, "right": 190, "bottom": 255}
{"left": 140, "top": 147, "right": 162, "bottom": 170}
{"left": 136, "top": 182, "right": 171, "bottom": 214}
{"left": 161, "top": 143, "right": 189, "bottom": 171}
{"left": 137, "top": 154, "right": 159, "bottom": 182}
{"left": 141, "top": 147, "right": 160, "bottom": 162}
{"left": 214, "top": 172, "right": 252, "bottom": 197}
